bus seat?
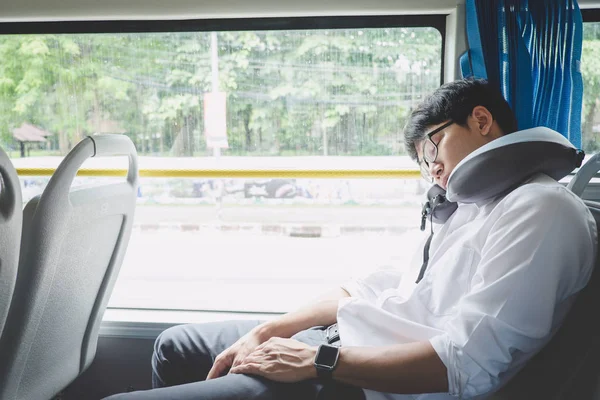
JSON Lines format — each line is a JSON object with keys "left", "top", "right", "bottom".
{"left": 567, "top": 152, "right": 600, "bottom": 198}
{"left": 488, "top": 205, "right": 600, "bottom": 398}
{"left": 0, "top": 145, "right": 22, "bottom": 341}
{"left": 0, "top": 134, "right": 138, "bottom": 400}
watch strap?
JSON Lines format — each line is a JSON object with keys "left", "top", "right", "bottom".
{"left": 314, "top": 344, "right": 340, "bottom": 380}
{"left": 316, "top": 365, "right": 334, "bottom": 379}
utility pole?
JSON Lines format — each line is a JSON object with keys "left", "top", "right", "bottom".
{"left": 321, "top": 106, "right": 328, "bottom": 156}
{"left": 210, "top": 32, "right": 224, "bottom": 222}
{"left": 211, "top": 31, "right": 221, "bottom": 159}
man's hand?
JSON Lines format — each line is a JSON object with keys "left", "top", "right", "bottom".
{"left": 229, "top": 337, "right": 318, "bottom": 383}
{"left": 207, "top": 287, "right": 348, "bottom": 380}
{"left": 206, "top": 329, "right": 265, "bottom": 380}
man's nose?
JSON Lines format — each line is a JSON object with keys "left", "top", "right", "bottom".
{"left": 429, "top": 161, "right": 443, "bottom": 179}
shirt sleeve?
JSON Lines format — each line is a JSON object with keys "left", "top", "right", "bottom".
{"left": 340, "top": 266, "right": 404, "bottom": 304}
{"left": 429, "top": 186, "right": 596, "bottom": 398}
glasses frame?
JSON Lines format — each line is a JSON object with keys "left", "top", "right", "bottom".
{"left": 419, "top": 120, "right": 454, "bottom": 182}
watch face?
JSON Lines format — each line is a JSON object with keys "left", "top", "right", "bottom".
{"left": 315, "top": 345, "right": 339, "bottom": 368}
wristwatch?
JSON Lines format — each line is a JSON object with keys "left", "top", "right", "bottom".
{"left": 314, "top": 344, "right": 340, "bottom": 379}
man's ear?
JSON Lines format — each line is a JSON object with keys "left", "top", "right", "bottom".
{"left": 470, "top": 106, "right": 494, "bottom": 136}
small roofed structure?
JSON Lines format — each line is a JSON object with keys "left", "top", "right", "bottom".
{"left": 13, "top": 123, "right": 53, "bottom": 157}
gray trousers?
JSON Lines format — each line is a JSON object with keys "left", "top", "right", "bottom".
{"left": 102, "top": 320, "right": 366, "bottom": 400}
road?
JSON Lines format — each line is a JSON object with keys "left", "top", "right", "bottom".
{"left": 131, "top": 203, "right": 421, "bottom": 229}
{"left": 108, "top": 226, "right": 427, "bottom": 314}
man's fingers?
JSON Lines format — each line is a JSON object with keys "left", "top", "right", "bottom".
{"left": 207, "top": 352, "right": 232, "bottom": 380}
{"left": 231, "top": 352, "right": 249, "bottom": 369}
{"left": 254, "top": 341, "right": 267, "bottom": 351}
{"left": 241, "top": 353, "right": 261, "bottom": 365}
{"left": 206, "top": 363, "right": 223, "bottom": 380}
{"left": 231, "top": 349, "right": 256, "bottom": 370}
{"left": 230, "top": 363, "right": 263, "bottom": 376}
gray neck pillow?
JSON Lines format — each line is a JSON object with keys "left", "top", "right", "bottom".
{"left": 422, "top": 126, "right": 584, "bottom": 226}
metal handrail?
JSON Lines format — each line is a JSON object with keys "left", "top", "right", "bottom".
{"left": 16, "top": 167, "right": 421, "bottom": 179}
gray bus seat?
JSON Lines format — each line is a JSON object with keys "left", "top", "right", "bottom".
{"left": 567, "top": 152, "right": 600, "bottom": 198}
{"left": 0, "top": 145, "right": 22, "bottom": 340}
{"left": 0, "top": 134, "right": 138, "bottom": 400}
{"left": 489, "top": 157, "right": 600, "bottom": 400}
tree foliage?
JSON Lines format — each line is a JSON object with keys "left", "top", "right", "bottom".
{"left": 0, "top": 27, "right": 442, "bottom": 157}
{"left": 3, "top": 24, "right": 600, "bottom": 157}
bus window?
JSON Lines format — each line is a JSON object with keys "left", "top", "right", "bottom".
{"left": 0, "top": 20, "right": 443, "bottom": 315}
{"left": 582, "top": 21, "right": 600, "bottom": 154}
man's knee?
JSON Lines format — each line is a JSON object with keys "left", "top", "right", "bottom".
{"left": 152, "top": 324, "right": 217, "bottom": 387}
{"left": 152, "top": 324, "right": 197, "bottom": 384}
{"left": 153, "top": 325, "right": 184, "bottom": 364}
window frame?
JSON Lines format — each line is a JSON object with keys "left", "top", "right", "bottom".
{"left": 582, "top": 8, "right": 600, "bottom": 22}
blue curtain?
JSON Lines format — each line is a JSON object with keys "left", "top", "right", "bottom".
{"left": 460, "top": 0, "right": 584, "bottom": 148}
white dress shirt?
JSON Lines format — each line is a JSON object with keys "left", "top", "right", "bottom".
{"left": 338, "top": 173, "right": 597, "bottom": 400}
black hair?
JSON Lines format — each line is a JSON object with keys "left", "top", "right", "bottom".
{"left": 403, "top": 78, "right": 518, "bottom": 162}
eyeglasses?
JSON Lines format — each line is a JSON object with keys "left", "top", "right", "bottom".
{"left": 419, "top": 120, "right": 454, "bottom": 182}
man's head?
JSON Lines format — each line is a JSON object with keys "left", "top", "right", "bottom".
{"left": 403, "top": 79, "right": 518, "bottom": 189}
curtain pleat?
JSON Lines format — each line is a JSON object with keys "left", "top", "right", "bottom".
{"left": 460, "top": 0, "right": 583, "bottom": 147}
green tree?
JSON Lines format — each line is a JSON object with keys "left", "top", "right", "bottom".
{"left": 0, "top": 27, "right": 443, "bottom": 157}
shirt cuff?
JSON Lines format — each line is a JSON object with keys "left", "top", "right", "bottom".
{"left": 429, "top": 334, "right": 468, "bottom": 398}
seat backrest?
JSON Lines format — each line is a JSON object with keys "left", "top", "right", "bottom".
{"left": 489, "top": 201, "right": 600, "bottom": 400}
{"left": 0, "top": 134, "right": 138, "bottom": 400}
{"left": 0, "top": 146, "right": 22, "bottom": 340}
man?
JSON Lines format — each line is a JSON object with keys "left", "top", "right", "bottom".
{"left": 104, "top": 79, "right": 597, "bottom": 400}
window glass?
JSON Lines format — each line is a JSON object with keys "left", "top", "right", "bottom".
{"left": 3, "top": 26, "right": 442, "bottom": 313}
{"left": 582, "top": 22, "right": 600, "bottom": 153}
